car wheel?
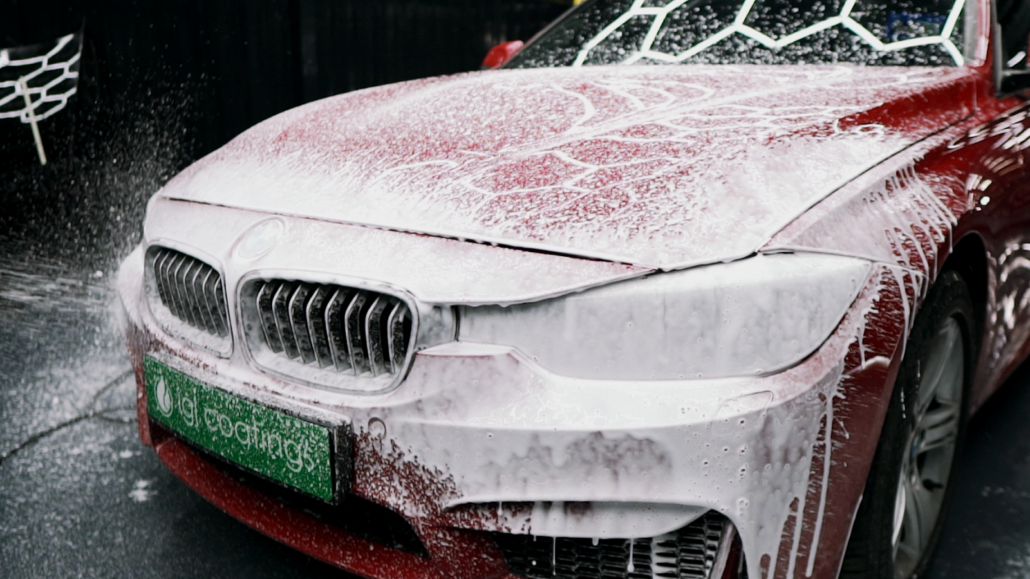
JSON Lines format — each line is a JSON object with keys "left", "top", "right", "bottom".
{"left": 840, "top": 269, "right": 976, "bottom": 579}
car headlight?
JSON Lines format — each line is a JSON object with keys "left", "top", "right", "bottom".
{"left": 458, "top": 253, "right": 871, "bottom": 380}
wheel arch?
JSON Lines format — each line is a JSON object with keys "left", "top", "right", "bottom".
{"left": 940, "top": 232, "right": 989, "bottom": 346}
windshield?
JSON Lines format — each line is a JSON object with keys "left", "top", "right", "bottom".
{"left": 507, "top": 0, "right": 975, "bottom": 68}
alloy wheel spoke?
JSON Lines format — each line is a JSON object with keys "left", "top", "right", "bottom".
{"left": 916, "top": 431, "right": 957, "bottom": 456}
{"left": 893, "top": 317, "right": 965, "bottom": 577}
{"left": 921, "top": 401, "right": 960, "bottom": 430}
{"left": 916, "top": 328, "right": 954, "bottom": 415}
{"left": 916, "top": 403, "right": 960, "bottom": 455}
{"left": 902, "top": 475, "right": 929, "bottom": 550}
{"left": 918, "top": 319, "right": 955, "bottom": 418}
{"left": 892, "top": 470, "right": 907, "bottom": 547}
{"left": 896, "top": 541, "right": 921, "bottom": 566}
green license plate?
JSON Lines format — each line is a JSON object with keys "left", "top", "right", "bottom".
{"left": 144, "top": 357, "right": 335, "bottom": 502}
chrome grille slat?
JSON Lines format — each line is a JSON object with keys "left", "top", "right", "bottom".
{"left": 213, "top": 278, "right": 229, "bottom": 336}
{"left": 145, "top": 247, "right": 231, "bottom": 354}
{"left": 305, "top": 286, "right": 332, "bottom": 368}
{"left": 153, "top": 251, "right": 174, "bottom": 316}
{"left": 194, "top": 268, "right": 216, "bottom": 333}
{"left": 192, "top": 264, "right": 214, "bottom": 333}
{"left": 289, "top": 283, "right": 317, "bottom": 364}
{"left": 324, "top": 288, "right": 355, "bottom": 373}
{"left": 164, "top": 254, "right": 187, "bottom": 320}
{"left": 272, "top": 282, "right": 301, "bottom": 359}
{"left": 175, "top": 257, "right": 202, "bottom": 330}
{"left": 243, "top": 278, "right": 415, "bottom": 387}
{"left": 166, "top": 255, "right": 186, "bottom": 320}
{"left": 172, "top": 255, "right": 198, "bottom": 328}
{"left": 386, "top": 302, "right": 408, "bottom": 375}
{"left": 344, "top": 292, "right": 369, "bottom": 376}
{"left": 256, "top": 281, "right": 284, "bottom": 353}
{"left": 364, "top": 297, "right": 389, "bottom": 377}
{"left": 204, "top": 268, "right": 223, "bottom": 335}
{"left": 168, "top": 256, "right": 190, "bottom": 325}
{"left": 187, "top": 263, "right": 213, "bottom": 333}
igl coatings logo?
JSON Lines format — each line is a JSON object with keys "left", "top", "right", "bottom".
{"left": 155, "top": 377, "right": 173, "bottom": 416}
{"left": 156, "top": 378, "right": 318, "bottom": 474}
{"left": 200, "top": 409, "right": 320, "bottom": 474}
{"left": 143, "top": 357, "right": 334, "bottom": 501}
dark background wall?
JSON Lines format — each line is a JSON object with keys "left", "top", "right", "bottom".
{"left": 0, "top": 0, "right": 569, "bottom": 268}
{"left": 1, "top": 0, "right": 569, "bottom": 161}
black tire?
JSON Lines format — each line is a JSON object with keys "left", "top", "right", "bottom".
{"left": 840, "top": 270, "right": 977, "bottom": 579}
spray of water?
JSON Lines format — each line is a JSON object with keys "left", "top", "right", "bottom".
{"left": 0, "top": 77, "right": 197, "bottom": 456}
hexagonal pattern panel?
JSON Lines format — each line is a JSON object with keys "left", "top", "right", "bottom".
{"left": 0, "top": 34, "right": 82, "bottom": 124}
{"left": 572, "top": 0, "right": 967, "bottom": 66}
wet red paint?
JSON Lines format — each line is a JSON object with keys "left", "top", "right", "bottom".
{"left": 769, "top": 268, "right": 909, "bottom": 579}
{"left": 766, "top": 59, "right": 1030, "bottom": 411}
{"left": 152, "top": 432, "right": 516, "bottom": 579}
{"left": 125, "top": 321, "right": 155, "bottom": 447}
{"left": 351, "top": 433, "right": 510, "bottom": 577}
{"left": 483, "top": 41, "right": 525, "bottom": 69}
{"left": 755, "top": 35, "right": 1030, "bottom": 575}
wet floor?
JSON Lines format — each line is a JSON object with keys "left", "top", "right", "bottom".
{"left": 932, "top": 359, "right": 1030, "bottom": 579}
{"left": 1, "top": 245, "right": 1030, "bottom": 578}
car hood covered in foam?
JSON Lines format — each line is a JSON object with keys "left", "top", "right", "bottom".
{"left": 160, "top": 64, "right": 974, "bottom": 269}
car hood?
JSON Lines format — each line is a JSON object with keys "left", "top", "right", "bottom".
{"left": 161, "top": 65, "right": 975, "bottom": 269}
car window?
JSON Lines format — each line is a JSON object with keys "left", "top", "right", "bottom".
{"left": 999, "top": 0, "right": 1030, "bottom": 68}
{"left": 507, "top": 0, "right": 975, "bottom": 68}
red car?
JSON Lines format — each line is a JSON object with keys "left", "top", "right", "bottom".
{"left": 117, "top": 0, "right": 1030, "bottom": 577}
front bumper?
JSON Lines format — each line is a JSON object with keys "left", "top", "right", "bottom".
{"left": 118, "top": 225, "right": 911, "bottom": 579}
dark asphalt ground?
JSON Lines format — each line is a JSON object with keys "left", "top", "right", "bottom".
{"left": 2, "top": 245, "right": 1030, "bottom": 579}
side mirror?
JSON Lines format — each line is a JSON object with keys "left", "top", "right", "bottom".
{"left": 482, "top": 40, "right": 524, "bottom": 70}
{"left": 1005, "top": 33, "right": 1030, "bottom": 93}
{"left": 1000, "top": 69, "right": 1030, "bottom": 94}
{"left": 995, "top": 11, "right": 1030, "bottom": 96}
